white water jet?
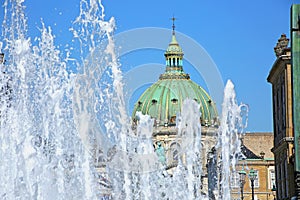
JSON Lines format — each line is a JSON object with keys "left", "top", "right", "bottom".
{"left": 0, "top": 0, "right": 100, "bottom": 199}
{"left": 176, "top": 99, "right": 203, "bottom": 199}
{"left": 0, "top": 1, "right": 248, "bottom": 200}
{"left": 216, "top": 80, "right": 248, "bottom": 200}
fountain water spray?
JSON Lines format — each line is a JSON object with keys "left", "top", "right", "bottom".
{"left": 175, "top": 99, "right": 203, "bottom": 199}
{"left": 216, "top": 80, "right": 248, "bottom": 200}
{"left": 0, "top": 0, "right": 100, "bottom": 199}
{"left": 0, "top": 0, "right": 248, "bottom": 199}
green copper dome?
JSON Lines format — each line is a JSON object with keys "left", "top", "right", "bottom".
{"left": 132, "top": 29, "right": 219, "bottom": 127}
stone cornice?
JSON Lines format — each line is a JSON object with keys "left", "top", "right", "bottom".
{"left": 271, "top": 136, "right": 294, "bottom": 154}
{"left": 267, "top": 50, "right": 291, "bottom": 84}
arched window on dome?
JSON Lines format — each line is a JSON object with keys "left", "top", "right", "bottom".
{"left": 138, "top": 101, "right": 142, "bottom": 107}
{"left": 173, "top": 58, "right": 175, "bottom": 66}
{"left": 171, "top": 98, "right": 178, "bottom": 104}
{"left": 152, "top": 99, "right": 157, "bottom": 105}
{"left": 170, "top": 116, "right": 176, "bottom": 124}
{"left": 177, "top": 58, "right": 179, "bottom": 66}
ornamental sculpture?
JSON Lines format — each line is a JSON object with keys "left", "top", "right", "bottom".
{"left": 274, "top": 34, "right": 289, "bottom": 57}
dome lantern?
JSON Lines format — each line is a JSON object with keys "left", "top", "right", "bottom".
{"left": 164, "top": 17, "right": 184, "bottom": 75}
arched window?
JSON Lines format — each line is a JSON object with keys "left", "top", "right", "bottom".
{"left": 171, "top": 98, "right": 178, "bottom": 104}
{"left": 138, "top": 101, "right": 142, "bottom": 107}
{"left": 170, "top": 116, "right": 176, "bottom": 124}
{"left": 152, "top": 99, "right": 157, "bottom": 105}
{"left": 173, "top": 58, "right": 176, "bottom": 66}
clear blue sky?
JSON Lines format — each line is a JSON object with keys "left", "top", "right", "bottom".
{"left": 1, "top": 0, "right": 299, "bottom": 132}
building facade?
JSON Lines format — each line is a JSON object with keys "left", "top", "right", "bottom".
{"left": 231, "top": 133, "right": 275, "bottom": 200}
{"left": 267, "top": 34, "right": 296, "bottom": 199}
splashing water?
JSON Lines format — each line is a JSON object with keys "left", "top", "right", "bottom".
{"left": 216, "top": 80, "right": 248, "bottom": 200}
{"left": 0, "top": 0, "right": 248, "bottom": 199}
{"left": 175, "top": 99, "right": 203, "bottom": 199}
{"left": 0, "top": 0, "right": 100, "bottom": 199}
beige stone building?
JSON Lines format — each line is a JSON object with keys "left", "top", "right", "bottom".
{"left": 267, "top": 34, "right": 296, "bottom": 199}
{"left": 231, "top": 133, "right": 275, "bottom": 200}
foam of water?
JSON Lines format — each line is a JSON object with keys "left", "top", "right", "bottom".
{"left": 216, "top": 80, "right": 248, "bottom": 200}
{"left": 176, "top": 99, "right": 203, "bottom": 199}
{"left": 1, "top": 0, "right": 98, "bottom": 199}
{"left": 0, "top": 1, "right": 248, "bottom": 199}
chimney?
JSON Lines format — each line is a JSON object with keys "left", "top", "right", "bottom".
{"left": 260, "top": 151, "right": 265, "bottom": 159}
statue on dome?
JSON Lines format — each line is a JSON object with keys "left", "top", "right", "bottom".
{"left": 155, "top": 141, "right": 166, "bottom": 165}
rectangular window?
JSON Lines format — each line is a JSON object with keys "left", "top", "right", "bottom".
{"left": 273, "top": 87, "right": 278, "bottom": 138}
{"left": 278, "top": 86, "right": 282, "bottom": 132}
{"left": 281, "top": 76, "right": 286, "bottom": 131}
{"left": 231, "top": 171, "right": 240, "bottom": 188}
{"left": 269, "top": 168, "right": 276, "bottom": 189}
{"left": 254, "top": 171, "right": 259, "bottom": 188}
